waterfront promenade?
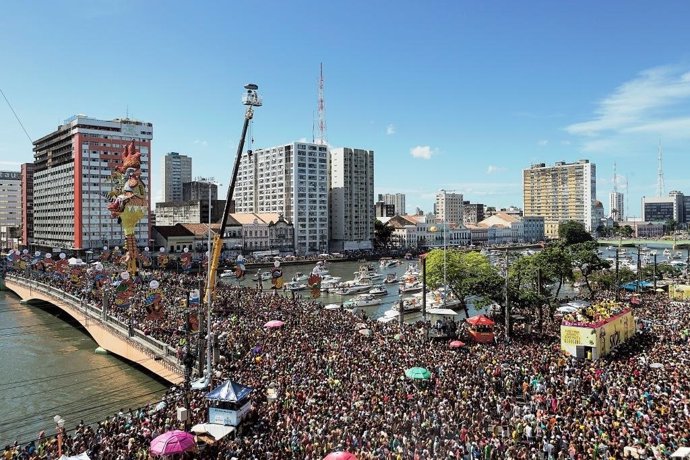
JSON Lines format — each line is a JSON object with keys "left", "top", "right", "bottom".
{"left": 4, "top": 275, "right": 184, "bottom": 385}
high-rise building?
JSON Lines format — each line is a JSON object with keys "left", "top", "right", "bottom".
{"left": 609, "top": 191, "right": 624, "bottom": 221}
{"left": 435, "top": 190, "right": 463, "bottom": 224}
{"left": 31, "top": 115, "right": 152, "bottom": 250}
{"left": 378, "top": 193, "right": 406, "bottom": 216}
{"left": 522, "top": 160, "right": 596, "bottom": 238}
{"left": 642, "top": 192, "right": 684, "bottom": 223}
{"left": 375, "top": 201, "right": 396, "bottom": 218}
{"left": 462, "top": 201, "right": 485, "bottom": 226}
{"left": 162, "top": 152, "right": 192, "bottom": 202}
{"left": 182, "top": 181, "right": 218, "bottom": 201}
{"left": 330, "top": 147, "right": 375, "bottom": 251}
{"left": 0, "top": 171, "right": 22, "bottom": 249}
{"left": 235, "top": 141, "right": 329, "bottom": 255}
{"left": 20, "top": 163, "right": 35, "bottom": 246}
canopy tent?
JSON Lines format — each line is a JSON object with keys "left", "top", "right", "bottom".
{"left": 621, "top": 280, "right": 654, "bottom": 292}
{"left": 59, "top": 454, "right": 91, "bottom": 460}
{"left": 206, "top": 380, "right": 253, "bottom": 402}
{"left": 190, "top": 423, "right": 235, "bottom": 443}
{"left": 466, "top": 314, "right": 495, "bottom": 326}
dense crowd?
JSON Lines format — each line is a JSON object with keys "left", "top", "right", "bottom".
{"left": 4, "top": 262, "right": 690, "bottom": 459}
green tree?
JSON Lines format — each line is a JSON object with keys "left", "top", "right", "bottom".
{"left": 508, "top": 254, "right": 549, "bottom": 330}
{"left": 665, "top": 219, "right": 678, "bottom": 235}
{"left": 536, "top": 244, "right": 573, "bottom": 300}
{"left": 425, "top": 249, "right": 503, "bottom": 310}
{"left": 558, "top": 220, "right": 593, "bottom": 245}
{"left": 620, "top": 225, "right": 634, "bottom": 238}
{"left": 374, "top": 220, "right": 393, "bottom": 250}
{"left": 568, "top": 241, "right": 611, "bottom": 298}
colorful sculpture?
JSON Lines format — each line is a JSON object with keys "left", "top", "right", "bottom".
{"left": 107, "top": 140, "right": 147, "bottom": 275}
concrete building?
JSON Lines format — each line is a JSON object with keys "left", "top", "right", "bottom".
{"left": 435, "top": 190, "right": 463, "bottom": 224}
{"left": 609, "top": 191, "right": 624, "bottom": 221}
{"left": 182, "top": 181, "right": 218, "bottom": 202}
{"left": 154, "top": 200, "right": 226, "bottom": 226}
{"left": 162, "top": 152, "right": 192, "bottom": 202}
{"left": 0, "top": 171, "right": 22, "bottom": 249}
{"left": 523, "top": 160, "right": 596, "bottom": 239}
{"left": 641, "top": 193, "right": 683, "bottom": 223}
{"left": 374, "top": 201, "right": 396, "bottom": 218}
{"left": 476, "top": 213, "right": 545, "bottom": 244}
{"left": 20, "top": 163, "right": 34, "bottom": 247}
{"left": 31, "top": 115, "right": 152, "bottom": 251}
{"left": 378, "top": 193, "right": 406, "bottom": 216}
{"left": 235, "top": 141, "right": 329, "bottom": 255}
{"left": 330, "top": 147, "right": 375, "bottom": 252}
{"left": 462, "top": 201, "right": 485, "bottom": 226}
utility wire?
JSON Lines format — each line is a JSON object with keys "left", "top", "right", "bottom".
{"left": 0, "top": 86, "right": 33, "bottom": 144}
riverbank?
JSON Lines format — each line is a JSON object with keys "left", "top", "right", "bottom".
{"left": 597, "top": 238, "right": 690, "bottom": 248}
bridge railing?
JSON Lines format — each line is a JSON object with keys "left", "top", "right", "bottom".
{"left": 5, "top": 274, "right": 183, "bottom": 378}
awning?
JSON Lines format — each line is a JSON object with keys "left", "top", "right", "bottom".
{"left": 59, "top": 454, "right": 91, "bottom": 460}
{"left": 190, "top": 423, "right": 235, "bottom": 442}
{"left": 206, "top": 380, "right": 253, "bottom": 402}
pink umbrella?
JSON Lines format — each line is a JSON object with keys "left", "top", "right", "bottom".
{"left": 264, "top": 320, "right": 285, "bottom": 328}
{"left": 449, "top": 340, "right": 465, "bottom": 348}
{"left": 324, "top": 452, "right": 357, "bottom": 460}
{"left": 150, "top": 430, "right": 196, "bottom": 456}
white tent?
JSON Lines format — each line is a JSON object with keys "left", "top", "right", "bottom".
{"left": 59, "top": 453, "right": 91, "bottom": 460}
{"left": 191, "top": 423, "right": 234, "bottom": 441}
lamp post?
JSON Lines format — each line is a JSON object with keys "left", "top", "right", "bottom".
{"left": 651, "top": 250, "right": 657, "bottom": 292}
{"left": 53, "top": 415, "right": 65, "bottom": 457}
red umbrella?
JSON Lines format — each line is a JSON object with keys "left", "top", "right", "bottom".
{"left": 264, "top": 320, "right": 285, "bottom": 328}
{"left": 449, "top": 340, "right": 465, "bottom": 348}
{"left": 324, "top": 452, "right": 357, "bottom": 460}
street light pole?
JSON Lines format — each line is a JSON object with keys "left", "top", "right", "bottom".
{"left": 504, "top": 248, "right": 510, "bottom": 341}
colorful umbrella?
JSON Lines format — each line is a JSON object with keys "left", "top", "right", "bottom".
{"left": 324, "top": 452, "right": 357, "bottom": 460}
{"left": 404, "top": 367, "right": 431, "bottom": 380}
{"left": 264, "top": 320, "right": 285, "bottom": 328}
{"left": 449, "top": 340, "right": 465, "bottom": 348}
{"left": 150, "top": 430, "right": 196, "bottom": 456}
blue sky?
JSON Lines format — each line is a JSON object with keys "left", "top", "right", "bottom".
{"left": 2, "top": 0, "right": 690, "bottom": 218}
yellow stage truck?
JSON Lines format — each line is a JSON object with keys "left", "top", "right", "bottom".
{"left": 560, "top": 308, "right": 636, "bottom": 360}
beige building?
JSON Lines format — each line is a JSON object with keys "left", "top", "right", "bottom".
{"left": 523, "top": 160, "right": 596, "bottom": 239}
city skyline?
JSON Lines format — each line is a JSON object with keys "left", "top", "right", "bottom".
{"left": 3, "top": 1, "right": 690, "bottom": 216}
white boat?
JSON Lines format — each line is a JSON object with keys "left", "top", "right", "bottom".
{"left": 383, "top": 273, "right": 398, "bottom": 284}
{"left": 368, "top": 285, "right": 388, "bottom": 296}
{"left": 291, "top": 272, "right": 308, "bottom": 282}
{"left": 319, "top": 275, "right": 342, "bottom": 292}
{"left": 283, "top": 281, "right": 307, "bottom": 291}
{"left": 674, "top": 251, "right": 683, "bottom": 260}
{"left": 220, "top": 270, "right": 237, "bottom": 278}
{"left": 663, "top": 249, "right": 671, "bottom": 257}
{"left": 344, "top": 293, "right": 383, "bottom": 308}
{"left": 324, "top": 303, "right": 342, "bottom": 310}
{"left": 252, "top": 271, "right": 272, "bottom": 281}
{"left": 379, "top": 257, "right": 399, "bottom": 269}
{"left": 331, "top": 283, "right": 372, "bottom": 295}
{"left": 400, "top": 282, "right": 424, "bottom": 294}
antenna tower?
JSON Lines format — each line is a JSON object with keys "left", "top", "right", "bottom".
{"left": 612, "top": 161, "right": 618, "bottom": 193}
{"left": 317, "top": 62, "right": 327, "bottom": 145}
{"left": 657, "top": 140, "right": 664, "bottom": 196}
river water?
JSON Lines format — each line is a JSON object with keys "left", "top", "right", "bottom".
{"left": 0, "top": 291, "right": 167, "bottom": 447}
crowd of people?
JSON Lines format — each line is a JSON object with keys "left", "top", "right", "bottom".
{"left": 3, "top": 261, "right": 690, "bottom": 459}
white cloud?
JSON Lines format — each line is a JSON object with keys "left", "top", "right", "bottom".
{"left": 410, "top": 145, "right": 436, "bottom": 160}
{"left": 193, "top": 139, "right": 208, "bottom": 146}
{"left": 537, "top": 139, "right": 549, "bottom": 146}
{"left": 386, "top": 124, "right": 396, "bottom": 135}
{"left": 566, "top": 65, "right": 690, "bottom": 137}
{"left": 486, "top": 165, "right": 507, "bottom": 174}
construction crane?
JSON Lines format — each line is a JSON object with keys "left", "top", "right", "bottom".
{"left": 205, "top": 83, "right": 262, "bottom": 303}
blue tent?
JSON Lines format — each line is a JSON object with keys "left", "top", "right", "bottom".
{"left": 621, "top": 280, "right": 654, "bottom": 292}
{"left": 205, "top": 380, "right": 253, "bottom": 402}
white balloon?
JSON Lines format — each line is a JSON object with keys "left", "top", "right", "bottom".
{"left": 22, "top": 249, "right": 28, "bottom": 254}
{"left": 59, "top": 253, "right": 66, "bottom": 259}
{"left": 144, "top": 247, "right": 150, "bottom": 252}
{"left": 114, "top": 246, "right": 120, "bottom": 251}
{"left": 159, "top": 247, "right": 166, "bottom": 253}
{"left": 274, "top": 260, "right": 280, "bottom": 267}
{"left": 120, "top": 271, "right": 130, "bottom": 280}
{"left": 45, "top": 253, "right": 52, "bottom": 259}
{"left": 35, "top": 251, "right": 41, "bottom": 257}
{"left": 183, "top": 247, "right": 189, "bottom": 253}
{"left": 103, "top": 246, "right": 108, "bottom": 251}
{"left": 149, "top": 280, "right": 160, "bottom": 289}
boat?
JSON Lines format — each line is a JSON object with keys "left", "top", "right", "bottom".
{"left": 383, "top": 273, "right": 398, "bottom": 284}
{"left": 220, "top": 270, "right": 237, "bottom": 278}
{"left": 400, "top": 282, "right": 424, "bottom": 294}
{"left": 283, "top": 281, "right": 307, "bottom": 291}
{"left": 324, "top": 303, "right": 343, "bottom": 310}
{"left": 319, "top": 275, "right": 342, "bottom": 292}
{"left": 394, "top": 298, "right": 421, "bottom": 313}
{"left": 291, "top": 272, "right": 308, "bottom": 282}
{"left": 252, "top": 271, "right": 272, "bottom": 281}
{"left": 674, "top": 251, "right": 683, "bottom": 260}
{"left": 331, "top": 283, "right": 372, "bottom": 295}
{"left": 663, "top": 249, "right": 671, "bottom": 257}
{"left": 344, "top": 293, "right": 383, "bottom": 308}
{"left": 379, "top": 257, "right": 399, "bottom": 269}
{"left": 368, "top": 285, "right": 388, "bottom": 296}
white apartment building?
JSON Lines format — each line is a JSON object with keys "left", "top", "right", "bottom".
{"left": 435, "top": 190, "right": 463, "bottom": 224}
{"left": 235, "top": 142, "right": 329, "bottom": 255}
{"left": 32, "top": 115, "right": 152, "bottom": 250}
{"left": 378, "top": 193, "right": 406, "bottom": 215}
{"left": 330, "top": 147, "right": 375, "bottom": 251}
{"left": 609, "top": 191, "right": 624, "bottom": 221}
{"left": 162, "top": 152, "right": 192, "bottom": 202}
{"left": 0, "top": 171, "right": 21, "bottom": 248}
{"left": 523, "top": 160, "right": 596, "bottom": 238}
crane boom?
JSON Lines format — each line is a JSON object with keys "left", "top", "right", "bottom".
{"left": 205, "top": 84, "right": 262, "bottom": 302}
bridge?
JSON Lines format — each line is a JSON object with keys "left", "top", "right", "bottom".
{"left": 3, "top": 274, "right": 184, "bottom": 385}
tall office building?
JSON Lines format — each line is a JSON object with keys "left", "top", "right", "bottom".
{"left": 435, "top": 190, "right": 463, "bottom": 224}
{"left": 182, "top": 181, "right": 218, "bottom": 201}
{"left": 20, "top": 163, "right": 35, "bottom": 246}
{"left": 523, "top": 160, "right": 596, "bottom": 238}
{"left": 0, "top": 171, "right": 22, "bottom": 249}
{"left": 378, "top": 193, "right": 406, "bottom": 216}
{"left": 462, "top": 201, "right": 485, "bottom": 226}
{"left": 609, "top": 191, "right": 624, "bottom": 221}
{"left": 235, "top": 141, "right": 329, "bottom": 255}
{"left": 32, "top": 115, "right": 152, "bottom": 250}
{"left": 330, "top": 147, "right": 375, "bottom": 251}
{"left": 641, "top": 191, "right": 684, "bottom": 223}
{"left": 162, "top": 152, "right": 192, "bottom": 202}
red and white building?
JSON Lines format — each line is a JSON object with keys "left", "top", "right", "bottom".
{"left": 31, "top": 115, "right": 152, "bottom": 251}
